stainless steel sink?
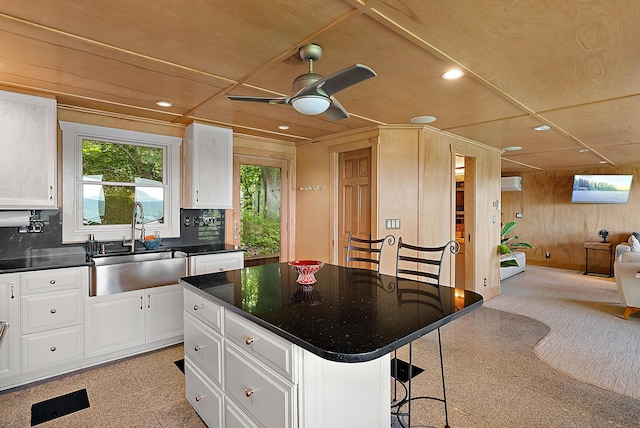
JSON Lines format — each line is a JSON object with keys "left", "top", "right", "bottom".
{"left": 90, "top": 250, "right": 188, "bottom": 296}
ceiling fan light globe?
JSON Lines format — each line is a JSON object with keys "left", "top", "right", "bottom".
{"left": 292, "top": 95, "right": 330, "bottom": 115}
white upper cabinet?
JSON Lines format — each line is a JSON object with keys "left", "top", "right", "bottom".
{"left": 0, "top": 90, "right": 57, "bottom": 209}
{"left": 183, "top": 122, "right": 233, "bottom": 209}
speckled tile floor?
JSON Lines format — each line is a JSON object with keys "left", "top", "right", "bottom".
{"left": 0, "top": 344, "right": 205, "bottom": 428}
{"left": 1, "top": 308, "right": 638, "bottom": 427}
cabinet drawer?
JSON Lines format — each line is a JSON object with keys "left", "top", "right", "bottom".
{"left": 184, "top": 312, "right": 223, "bottom": 387}
{"left": 185, "top": 357, "right": 223, "bottom": 428}
{"left": 190, "top": 252, "right": 243, "bottom": 275}
{"left": 21, "top": 289, "right": 82, "bottom": 334}
{"left": 20, "top": 267, "right": 87, "bottom": 295}
{"left": 225, "top": 310, "right": 295, "bottom": 381}
{"left": 22, "top": 325, "right": 82, "bottom": 371}
{"left": 226, "top": 397, "right": 259, "bottom": 428}
{"left": 184, "top": 288, "right": 223, "bottom": 332}
{"left": 225, "top": 342, "right": 295, "bottom": 428}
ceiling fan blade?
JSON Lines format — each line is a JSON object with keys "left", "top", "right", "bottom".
{"left": 226, "top": 95, "right": 290, "bottom": 105}
{"left": 324, "top": 97, "right": 349, "bottom": 122}
{"left": 297, "top": 64, "right": 376, "bottom": 97}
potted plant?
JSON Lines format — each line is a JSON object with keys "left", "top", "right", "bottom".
{"left": 499, "top": 220, "right": 532, "bottom": 267}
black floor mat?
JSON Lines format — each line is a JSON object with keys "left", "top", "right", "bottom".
{"left": 174, "top": 358, "right": 185, "bottom": 374}
{"left": 390, "top": 357, "right": 425, "bottom": 383}
{"left": 31, "top": 388, "right": 90, "bottom": 426}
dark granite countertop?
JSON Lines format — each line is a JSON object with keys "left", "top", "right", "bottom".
{"left": 181, "top": 262, "right": 483, "bottom": 363}
{"left": 0, "top": 244, "right": 244, "bottom": 273}
{"left": 0, "top": 248, "right": 91, "bottom": 273}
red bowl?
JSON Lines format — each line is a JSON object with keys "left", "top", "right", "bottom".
{"left": 288, "top": 260, "right": 324, "bottom": 284}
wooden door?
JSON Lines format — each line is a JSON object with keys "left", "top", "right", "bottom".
{"left": 338, "top": 148, "right": 372, "bottom": 266}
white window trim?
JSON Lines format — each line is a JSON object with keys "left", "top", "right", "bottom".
{"left": 60, "top": 121, "right": 181, "bottom": 243}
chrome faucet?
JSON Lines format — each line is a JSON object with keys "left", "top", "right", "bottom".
{"left": 123, "top": 201, "right": 145, "bottom": 252}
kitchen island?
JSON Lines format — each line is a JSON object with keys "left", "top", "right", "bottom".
{"left": 181, "top": 262, "right": 483, "bottom": 428}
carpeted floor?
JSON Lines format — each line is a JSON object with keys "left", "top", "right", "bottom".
{"left": 484, "top": 264, "right": 640, "bottom": 400}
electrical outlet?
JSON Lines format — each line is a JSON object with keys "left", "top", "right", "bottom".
{"left": 545, "top": 252, "right": 550, "bottom": 259}
{"left": 483, "top": 278, "right": 487, "bottom": 287}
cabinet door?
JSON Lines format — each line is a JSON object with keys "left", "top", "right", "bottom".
{"left": 0, "top": 274, "right": 20, "bottom": 381}
{"left": 183, "top": 123, "right": 233, "bottom": 209}
{"left": 0, "top": 90, "right": 57, "bottom": 209}
{"left": 145, "top": 284, "right": 183, "bottom": 343}
{"left": 190, "top": 252, "right": 244, "bottom": 276}
{"left": 84, "top": 290, "right": 145, "bottom": 358}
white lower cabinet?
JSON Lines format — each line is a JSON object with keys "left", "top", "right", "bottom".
{"left": 1, "top": 267, "right": 88, "bottom": 390}
{"left": 20, "top": 267, "right": 87, "bottom": 375}
{"left": 225, "top": 341, "right": 295, "bottom": 428}
{"left": 21, "top": 325, "right": 83, "bottom": 371}
{"left": 185, "top": 357, "right": 224, "bottom": 427}
{"left": 184, "top": 287, "right": 391, "bottom": 428}
{"left": 184, "top": 288, "right": 297, "bottom": 428}
{"left": 0, "top": 274, "right": 20, "bottom": 382}
{"left": 84, "top": 290, "right": 145, "bottom": 357}
{"left": 189, "top": 252, "right": 243, "bottom": 276}
{"left": 85, "top": 283, "right": 183, "bottom": 359}
{"left": 225, "top": 397, "right": 259, "bottom": 428}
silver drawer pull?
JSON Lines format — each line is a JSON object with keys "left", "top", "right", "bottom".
{"left": 244, "top": 388, "right": 254, "bottom": 398}
{"left": 244, "top": 337, "right": 254, "bottom": 346}
{"left": 195, "top": 394, "right": 206, "bottom": 402}
{"left": 50, "top": 309, "right": 57, "bottom": 314}
{"left": 194, "top": 344, "right": 205, "bottom": 352}
{"left": 49, "top": 280, "right": 56, "bottom": 285}
{"left": 193, "top": 304, "right": 204, "bottom": 311}
{"left": 50, "top": 347, "right": 56, "bottom": 352}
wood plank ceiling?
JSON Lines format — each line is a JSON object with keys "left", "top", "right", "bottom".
{"left": 0, "top": 0, "right": 638, "bottom": 173}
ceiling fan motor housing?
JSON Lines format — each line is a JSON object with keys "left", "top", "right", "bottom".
{"left": 292, "top": 73, "right": 327, "bottom": 96}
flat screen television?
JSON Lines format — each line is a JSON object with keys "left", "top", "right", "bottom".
{"left": 571, "top": 174, "right": 633, "bottom": 204}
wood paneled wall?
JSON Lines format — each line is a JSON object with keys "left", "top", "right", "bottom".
{"left": 501, "top": 166, "right": 640, "bottom": 271}
{"left": 295, "top": 125, "right": 502, "bottom": 298}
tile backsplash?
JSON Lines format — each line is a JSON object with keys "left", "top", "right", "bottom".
{"left": 0, "top": 208, "right": 225, "bottom": 259}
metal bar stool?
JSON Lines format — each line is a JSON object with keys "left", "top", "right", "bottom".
{"left": 392, "top": 237, "right": 460, "bottom": 428}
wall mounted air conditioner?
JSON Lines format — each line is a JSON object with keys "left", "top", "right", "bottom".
{"left": 501, "top": 176, "right": 522, "bottom": 192}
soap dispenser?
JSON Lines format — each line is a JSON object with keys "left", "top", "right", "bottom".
{"left": 86, "top": 234, "right": 98, "bottom": 258}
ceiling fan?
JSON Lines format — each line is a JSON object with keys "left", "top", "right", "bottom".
{"left": 226, "top": 44, "right": 376, "bottom": 121}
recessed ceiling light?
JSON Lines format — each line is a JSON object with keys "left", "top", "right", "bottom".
{"left": 442, "top": 69, "right": 464, "bottom": 80}
{"left": 579, "top": 149, "right": 590, "bottom": 153}
{"left": 278, "top": 125, "right": 289, "bottom": 130}
{"left": 155, "top": 101, "right": 172, "bottom": 107}
{"left": 503, "top": 146, "right": 522, "bottom": 151}
{"left": 599, "top": 161, "right": 607, "bottom": 164}
{"left": 533, "top": 124, "right": 550, "bottom": 131}
{"left": 411, "top": 115, "right": 437, "bottom": 124}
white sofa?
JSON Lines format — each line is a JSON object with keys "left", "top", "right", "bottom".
{"left": 613, "top": 250, "right": 640, "bottom": 319}
{"left": 500, "top": 251, "right": 526, "bottom": 280}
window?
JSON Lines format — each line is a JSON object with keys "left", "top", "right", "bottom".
{"left": 60, "top": 121, "right": 181, "bottom": 243}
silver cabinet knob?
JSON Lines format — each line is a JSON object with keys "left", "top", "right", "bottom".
{"left": 193, "top": 304, "right": 203, "bottom": 311}
{"left": 194, "top": 345, "right": 205, "bottom": 352}
{"left": 50, "top": 309, "right": 57, "bottom": 314}
{"left": 49, "top": 280, "right": 56, "bottom": 285}
{"left": 244, "top": 337, "right": 254, "bottom": 346}
{"left": 50, "top": 347, "right": 56, "bottom": 352}
{"left": 244, "top": 388, "right": 254, "bottom": 398}
{"left": 195, "top": 394, "right": 206, "bottom": 402}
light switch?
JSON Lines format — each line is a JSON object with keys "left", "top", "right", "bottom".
{"left": 385, "top": 219, "right": 401, "bottom": 230}
{"left": 516, "top": 212, "right": 522, "bottom": 218}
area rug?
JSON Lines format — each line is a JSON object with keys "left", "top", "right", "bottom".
{"left": 484, "top": 264, "right": 640, "bottom": 400}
